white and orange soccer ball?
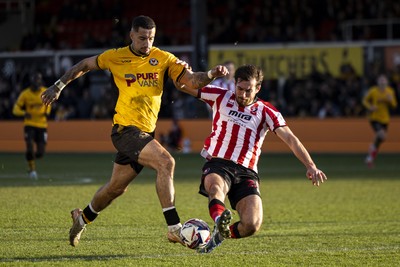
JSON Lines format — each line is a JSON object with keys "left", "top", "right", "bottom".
{"left": 180, "top": 218, "right": 211, "bottom": 249}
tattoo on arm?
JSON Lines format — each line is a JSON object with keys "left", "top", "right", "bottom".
{"left": 189, "top": 72, "right": 212, "bottom": 89}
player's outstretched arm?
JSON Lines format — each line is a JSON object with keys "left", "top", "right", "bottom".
{"left": 178, "top": 64, "right": 228, "bottom": 92}
{"left": 275, "top": 126, "right": 327, "bottom": 186}
{"left": 41, "top": 56, "right": 99, "bottom": 105}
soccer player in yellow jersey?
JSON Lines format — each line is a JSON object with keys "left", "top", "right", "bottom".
{"left": 41, "top": 15, "right": 228, "bottom": 247}
{"left": 362, "top": 74, "right": 398, "bottom": 167}
{"left": 13, "top": 72, "right": 51, "bottom": 180}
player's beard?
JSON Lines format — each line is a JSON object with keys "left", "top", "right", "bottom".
{"left": 236, "top": 97, "right": 248, "bottom": 107}
{"left": 237, "top": 96, "right": 256, "bottom": 107}
{"left": 137, "top": 47, "right": 150, "bottom": 56}
{"left": 142, "top": 48, "right": 150, "bottom": 56}
{"left": 131, "top": 43, "right": 150, "bottom": 56}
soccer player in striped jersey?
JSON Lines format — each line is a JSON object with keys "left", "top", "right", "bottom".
{"left": 41, "top": 15, "right": 228, "bottom": 247}
{"left": 177, "top": 64, "right": 327, "bottom": 253}
{"left": 362, "top": 74, "right": 398, "bottom": 167}
{"left": 13, "top": 72, "right": 51, "bottom": 180}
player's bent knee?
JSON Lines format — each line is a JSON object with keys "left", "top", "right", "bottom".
{"left": 241, "top": 221, "right": 262, "bottom": 237}
{"left": 377, "top": 130, "right": 386, "bottom": 140}
{"left": 157, "top": 151, "right": 175, "bottom": 170}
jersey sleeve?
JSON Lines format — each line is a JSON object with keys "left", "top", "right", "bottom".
{"left": 261, "top": 101, "right": 287, "bottom": 132}
{"left": 165, "top": 51, "right": 186, "bottom": 83}
{"left": 199, "top": 85, "right": 228, "bottom": 106}
{"left": 389, "top": 88, "right": 398, "bottom": 109}
{"left": 12, "top": 91, "right": 26, "bottom": 116}
{"left": 97, "top": 48, "right": 115, "bottom": 70}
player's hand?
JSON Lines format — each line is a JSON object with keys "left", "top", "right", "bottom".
{"left": 306, "top": 168, "right": 327, "bottom": 187}
{"left": 209, "top": 65, "right": 229, "bottom": 79}
{"left": 41, "top": 85, "right": 62, "bottom": 106}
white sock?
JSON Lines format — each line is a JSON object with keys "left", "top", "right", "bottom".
{"left": 162, "top": 206, "right": 175, "bottom": 212}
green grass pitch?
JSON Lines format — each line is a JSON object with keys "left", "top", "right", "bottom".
{"left": 0, "top": 152, "right": 399, "bottom": 266}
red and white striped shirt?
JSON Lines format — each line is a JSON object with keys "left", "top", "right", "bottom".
{"left": 199, "top": 85, "right": 287, "bottom": 173}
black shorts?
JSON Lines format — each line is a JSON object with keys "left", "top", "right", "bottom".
{"left": 370, "top": 121, "right": 388, "bottom": 132}
{"left": 24, "top": 126, "right": 47, "bottom": 144}
{"left": 111, "top": 124, "right": 154, "bottom": 174}
{"left": 199, "top": 158, "right": 261, "bottom": 210}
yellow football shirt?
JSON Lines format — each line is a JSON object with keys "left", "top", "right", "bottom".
{"left": 97, "top": 46, "right": 186, "bottom": 132}
{"left": 13, "top": 86, "right": 51, "bottom": 128}
{"left": 362, "top": 86, "right": 398, "bottom": 124}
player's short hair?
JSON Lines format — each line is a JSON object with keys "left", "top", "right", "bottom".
{"left": 131, "top": 15, "right": 156, "bottom": 31}
{"left": 234, "top": 65, "right": 264, "bottom": 86}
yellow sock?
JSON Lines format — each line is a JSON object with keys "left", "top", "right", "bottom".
{"left": 28, "top": 160, "right": 36, "bottom": 172}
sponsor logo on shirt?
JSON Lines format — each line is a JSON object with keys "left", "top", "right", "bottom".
{"left": 228, "top": 110, "right": 252, "bottom": 127}
{"left": 125, "top": 73, "right": 159, "bottom": 87}
{"left": 228, "top": 110, "right": 252, "bottom": 121}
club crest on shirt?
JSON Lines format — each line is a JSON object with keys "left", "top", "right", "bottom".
{"left": 227, "top": 98, "right": 235, "bottom": 107}
{"left": 250, "top": 105, "right": 258, "bottom": 115}
{"left": 149, "top": 58, "right": 159, "bottom": 66}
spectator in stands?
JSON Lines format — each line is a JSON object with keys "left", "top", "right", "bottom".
{"left": 167, "top": 119, "right": 183, "bottom": 151}
{"left": 211, "top": 60, "right": 236, "bottom": 91}
{"left": 76, "top": 90, "right": 93, "bottom": 118}
{"left": 2, "top": 0, "right": 400, "bottom": 122}
{"left": 0, "top": 74, "right": 13, "bottom": 119}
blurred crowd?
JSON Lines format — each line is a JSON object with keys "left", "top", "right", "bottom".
{"left": 2, "top": 59, "right": 400, "bottom": 121}
{"left": 14, "top": 0, "right": 189, "bottom": 51}
{"left": 9, "top": 0, "right": 400, "bottom": 51}
{"left": 1, "top": 0, "right": 400, "bottom": 121}
{"left": 263, "top": 63, "right": 400, "bottom": 118}
{"left": 207, "top": 0, "right": 400, "bottom": 44}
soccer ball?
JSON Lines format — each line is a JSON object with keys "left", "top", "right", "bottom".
{"left": 180, "top": 218, "right": 211, "bottom": 249}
